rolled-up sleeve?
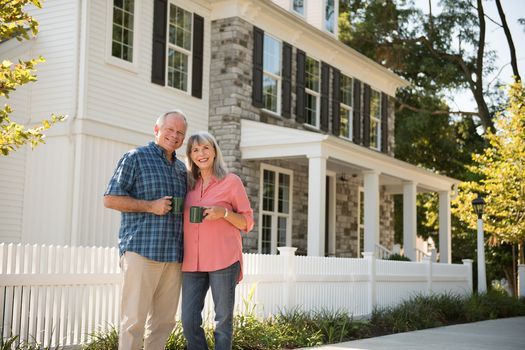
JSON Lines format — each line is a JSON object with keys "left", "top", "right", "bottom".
{"left": 105, "top": 152, "right": 136, "bottom": 196}
{"left": 230, "top": 175, "right": 254, "bottom": 232}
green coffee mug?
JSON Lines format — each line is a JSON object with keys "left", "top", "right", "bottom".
{"left": 190, "top": 206, "right": 206, "bottom": 223}
{"left": 171, "top": 196, "right": 184, "bottom": 214}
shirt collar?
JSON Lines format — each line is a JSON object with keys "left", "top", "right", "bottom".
{"left": 150, "top": 141, "right": 177, "bottom": 161}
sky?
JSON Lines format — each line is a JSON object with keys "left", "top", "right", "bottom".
{"left": 413, "top": 0, "right": 525, "bottom": 112}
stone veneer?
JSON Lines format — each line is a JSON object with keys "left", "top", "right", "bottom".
{"left": 208, "top": 17, "right": 396, "bottom": 255}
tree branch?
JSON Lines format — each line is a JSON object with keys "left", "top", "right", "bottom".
{"left": 495, "top": 0, "right": 522, "bottom": 81}
{"left": 396, "top": 101, "right": 479, "bottom": 117}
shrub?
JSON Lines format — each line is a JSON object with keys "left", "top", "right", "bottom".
{"left": 387, "top": 253, "right": 411, "bottom": 261}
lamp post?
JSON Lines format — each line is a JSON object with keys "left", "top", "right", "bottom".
{"left": 472, "top": 195, "right": 487, "bottom": 293}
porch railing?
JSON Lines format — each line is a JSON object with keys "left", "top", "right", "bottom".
{"left": 1, "top": 243, "right": 473, "bottom": 348}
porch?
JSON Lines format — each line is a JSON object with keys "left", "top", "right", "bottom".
{"left": 240, "top": 120, "right": 459, "bottom": 262}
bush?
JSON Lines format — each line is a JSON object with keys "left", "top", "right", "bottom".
{"left": 387, "top": 253, "right": 411, "bottom": 261}
{"left": 79, "top": 292, "right": 525, "bottom": 349}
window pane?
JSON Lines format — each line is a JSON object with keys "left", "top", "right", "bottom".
{"left": 169, "top": 5, "right": 192, "bottom": 51}
{"left": 339, "top": 106, "right": 351, "bottom": 138}
{"left": 293, "top": 0, "right": 304, "bottom": 15}
{"left": 325, "top": 0, "right": 335, "bottom": 33}
{"left": 167, "top": 48, "right": 188, "bottom": 91}
{"left": 112, "top": 0, "right": 134, "bottom": 62}
{"left": 306, "top": 92, "right": 317, "bottom": 126}
{"left": 263, "top": 75, "right": 278, "bottom": 112}
{"left": 340, "top": 75, "right": 353, "bottom": 107}
{"left": 305, "top": 57, "right": 319, "bottom": 91}
{"left": 277, "top": 217, "right": 287, "bottom": 247}
{"left": 263, "top": 36, "right": 281, "bottom": 76}
{"left": 370, "top": 118, "right": 379, "bottom": 149}
{"left": 262, "top": 215, "right": 272, "bottom": 254}
{"left": 370, "top": 90, "right": 381, "bottom": 118}
{"left": 278, "top": 173, "right": 290, "bottom": 213}
{"left": 263, "top": 170, "right": 275, "bottom": 211}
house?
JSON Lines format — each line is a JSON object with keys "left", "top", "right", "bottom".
{"left": 0, "top": 0, "right": 459, "bottom": 262}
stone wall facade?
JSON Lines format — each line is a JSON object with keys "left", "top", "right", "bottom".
{"left": 208, "top": 16, "right": 396, "bottom": 256}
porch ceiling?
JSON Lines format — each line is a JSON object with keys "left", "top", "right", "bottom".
{"left": 240, "top": 119, "right": 460, "bottom": 193}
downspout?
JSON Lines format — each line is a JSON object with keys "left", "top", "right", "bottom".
{"left": 67, "top": 0, "right": 89, "bottom": 246}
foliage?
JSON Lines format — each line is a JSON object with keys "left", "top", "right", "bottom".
{"left": 80, "top": 291, "right": 525, "bottom": 349}
{"left": 0, "top": 0, "right": 65, "bottom": 156}
{"left": 83, "top": 326, "right": 118, "bottom": 350}
{"left": 387, "top": 253, "right": 411, "bottom": 261}
{"left": 452, "top": 83, "right": 525, "bottom": 247}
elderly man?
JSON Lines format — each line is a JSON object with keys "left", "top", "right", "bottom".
{"left": 104, "top": 110, "right": 187, "bottom": 350}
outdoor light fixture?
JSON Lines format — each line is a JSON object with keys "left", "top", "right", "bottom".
{"left": 471, "top": 194, "right": 487, "bottom": 293}
{"left": 472, "top": 195, "right": 486, "bottom": 219}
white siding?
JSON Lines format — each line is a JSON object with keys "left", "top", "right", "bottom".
{"left": 70, "top": 136, "right": 134, "bottom": 247}
{"left": 85, "top": 0, "right": 211, "bottom": 139}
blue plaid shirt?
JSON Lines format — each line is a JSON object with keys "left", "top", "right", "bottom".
{"left": 105, "top": 142, "right": 186, "bottom": 262}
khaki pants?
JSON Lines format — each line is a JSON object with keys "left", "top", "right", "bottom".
{"left": 119, "top": 252, "right": 182, "bottom": 350}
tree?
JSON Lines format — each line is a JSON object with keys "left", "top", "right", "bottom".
{"left": 0, "top": 0, "right": 65, "bottom": 156}
{"left": 453, "top": 82, "right": 525, "bottom": 293}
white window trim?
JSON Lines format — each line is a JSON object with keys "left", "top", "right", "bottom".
{"left": 370, "top": 89, "right": 382, "bottom": 151}
{"left": 165, "top": 2, "right": 193, "bottom": 94}
{"left": 262, "top": 34, "right": 282, "bottom": 115}
{"left": 339, "top": 73, "right": 354, "bottom": 140}
{"left": 326, "top": 170, "right": 336, "bottom": 256}
{"left": 105, "top": 0, "right": 141, "bottom": 73}
{"left": 258, "top": 164, "right": 294, "bottom": 255}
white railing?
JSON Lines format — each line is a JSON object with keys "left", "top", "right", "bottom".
{"left": 0, "top": 243, "right": 473, "bottom": 347}
{"left": 375, "top": 243, "right": 393, "bottom": 259}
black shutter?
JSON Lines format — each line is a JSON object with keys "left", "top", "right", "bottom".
{"left": 252, "top": 26, "right": 264, "bottom": 108}
{"left": 151, "top": 0, "right": 168, "bottom": 85}
{"left": 191, "top": 14, "right": 204, "bottom": 98}
{"left": 331, "top": 68, "right": 341, "bottom": 136}
{"left": 362, "top": 84, "right": 371, "bottom": 147}
{"left": 282, "top": 42, "right": 292, "bottom": 118}
{"left": 320, "top": 62, "right": 330, "bottom": 132}
{"left": 381, "top": 92, "right": 389, "bottom": 153}
{"left": 353, "top": 79, "right": 362, "bottom": 143}
{"left": 295, "top": 49, "right": 306, "bottom": 123}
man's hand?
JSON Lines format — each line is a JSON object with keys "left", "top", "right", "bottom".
{"left": 150, "top": 196, "right": 173, "bottom": 215}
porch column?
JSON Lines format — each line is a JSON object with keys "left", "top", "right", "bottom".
{"left": 307, "top": 155, "right": 327, "bottom": 256}
{"left": 363, "top": 170, "right": 380, "bottom": 254}
{"left": 438, "top": 191, "right": 452, "bottom": 263}
{"left": 403, "top": 181, "right": 417, "bottom": 261}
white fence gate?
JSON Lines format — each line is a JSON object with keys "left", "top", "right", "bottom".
{"left": 0, "top": 244, "right": 473, "bottom": 347}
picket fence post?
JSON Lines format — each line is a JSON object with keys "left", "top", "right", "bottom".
{"left": 423, "top": 255, "right": 434, "bottom": 295}
{"left": 277, "top": 247, "right": 297, "bottom": 311}
{"left": 462, "top": 259, "right": 474, "bottom": 293}
{"left": 362, "top": 252, "right": 376, "bottom": 314}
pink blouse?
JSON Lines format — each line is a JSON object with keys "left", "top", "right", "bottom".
{"left": 182, "top": 173, "right": 254, "bottom": 281}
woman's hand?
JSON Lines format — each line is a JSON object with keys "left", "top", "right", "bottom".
{"left": 203, "top": 206, "right": 228, "bottom": 221}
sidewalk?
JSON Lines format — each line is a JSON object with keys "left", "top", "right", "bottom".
{"left": 300, "top": 316, "right": 525, "bottom": 350}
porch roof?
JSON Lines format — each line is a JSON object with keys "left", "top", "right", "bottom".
{"left": 240, "top": 119, "right": 460, "bottom": 193}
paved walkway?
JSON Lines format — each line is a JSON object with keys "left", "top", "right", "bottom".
{"left": 299, "top": 316, "right": 525, "bottom": 350}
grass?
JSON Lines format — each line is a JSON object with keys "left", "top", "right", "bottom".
{"left": 7, "top": 290, "right": 523, "bottom": 350}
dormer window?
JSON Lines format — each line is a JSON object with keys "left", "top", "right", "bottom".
{"left": 293, "top": 0, "right": 305, "bottom": 16}
{"left": 324, "top": 0, "right": 335, "bottom": 33}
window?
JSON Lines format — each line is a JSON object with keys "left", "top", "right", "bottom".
{"left": 263, "top": 35, "right": 282, "bottom": 114}
{"left": 339, "top": 74, "right": 353, "bottom": 139}
{"left": 305, "top": 56, "right": 320, "bottom": 127}
{"left": 370, "top": 89, "right": 382, "bottom": 150}
{"left": 324, "top": 0, "right": 335, "bottom": 33}
{"left": 167, "top": 4, "right": 192, "bottom": 92}
{"left": 111, "top": 0, "right": 135, "bottom": 62}
{"left": 293, "top": 0, "right": 305, "bottom": 16}
{"left": 259, "top": 165, "right": 293, "bottom": 254}
{"left": 358, "top": 188, "right": 364, "bottom": 257}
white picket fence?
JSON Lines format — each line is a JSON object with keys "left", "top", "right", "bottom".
{"left": 0, "top": 244, "right": 473, "bottom": 347}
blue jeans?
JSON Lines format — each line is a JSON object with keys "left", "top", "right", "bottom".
{"left": 181, "top": 261, "right": 240, "bottom": 350}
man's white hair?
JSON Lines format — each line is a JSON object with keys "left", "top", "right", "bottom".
{"left": 156, "top": 109, "right": 187, "bottom": 127}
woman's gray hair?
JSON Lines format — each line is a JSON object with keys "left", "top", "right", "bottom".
{"left": 156, "top": 109, "right": 187, "bottom": 127}
{"left": 186, "top": 131, "right": 228, "bottom": 190}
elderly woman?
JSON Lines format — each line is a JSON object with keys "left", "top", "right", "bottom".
{"left": 181, "top": 131, "right": 254, "bottom": 350}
